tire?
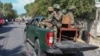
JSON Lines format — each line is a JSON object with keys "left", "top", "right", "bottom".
{"left": 82, "top": 31, "right": 90, "bottom": 43}
{"left": 34, "top": 39, "right": 47, "bottom": 56}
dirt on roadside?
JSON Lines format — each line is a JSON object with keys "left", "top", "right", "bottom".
{"left": 89, "top": 37, "right": 100, "bottom": 55}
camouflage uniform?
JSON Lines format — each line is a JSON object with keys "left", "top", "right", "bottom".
{"left": 52, "top": 4, "right": 63, "bottom": 39}
{"left": 47, "top": 6, "right": 54, "bottom": 21}
{"left": 52, "top": 4, "right": 63, "bottom": 28}
{"left": 66, "top": 12, "right": 74, "bottom": 24}
{"left": 40, "top": 7, "right": 54, "bottom": 29}
{"left": 66, "top": 6, "right": 76, "bottom": 27}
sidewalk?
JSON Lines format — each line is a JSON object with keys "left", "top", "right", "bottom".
{"left": 89, "top": 37, "right": 100, "bottom": 55}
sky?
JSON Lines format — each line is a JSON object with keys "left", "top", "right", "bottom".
{"left": 0, "top": 0, "right": 35, "bottom": 15}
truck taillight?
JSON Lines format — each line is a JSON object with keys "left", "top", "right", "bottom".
{"left": 46, "top": 32, "right": 54, "bottom": 47}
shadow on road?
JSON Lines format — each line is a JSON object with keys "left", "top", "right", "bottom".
{"left": 0, "top": 36, "right": 6, "bottom": 40}
{"left": 48, "top": 52, "right": 84, "bottom": 56}
{"left": 0, "top": 45, "right": 3, "bottom": 48}
{"left": 0, "top": 36, "right": 6, "bottom": 49}
{"left": 0, "top": 26, "right": 18, "bottom": 34}
{"left": 0, "top": 45, "right": 25, "bottom": 56}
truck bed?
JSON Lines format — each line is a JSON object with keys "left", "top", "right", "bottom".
{"left": 54, "top": 40, "right": 98, "bottom": 53}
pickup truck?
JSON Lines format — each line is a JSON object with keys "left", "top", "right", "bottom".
{"left": 24, "top": 16, "right": 98, "bottom": 56}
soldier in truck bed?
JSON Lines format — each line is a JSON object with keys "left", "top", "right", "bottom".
{"left": 52, "top": 4, "right": 63, "bottom": 28}
{"left": 40, "top": 4, "right": 63, "bottom": 38}
{"left": 66, "top": 6, "right": 76, "bottom": 27}
{"left": 40, "top": 6, "right": 54, "bottom": 29}
{"left": 42, "top": 4, "right": 63, "bottom": 29}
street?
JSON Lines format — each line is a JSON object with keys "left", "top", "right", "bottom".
{"left": 0, "top": 22, "right": 26, "bottom": 56}
{"left": 0, "top": 22, "right": 99, "bottom": 56}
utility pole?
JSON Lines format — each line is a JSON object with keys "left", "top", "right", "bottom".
{"left": 94, "top": 0, "right": 100, "bottom": 37}
{"left": 94, "top": 8, "right": 98, "bottom": 37}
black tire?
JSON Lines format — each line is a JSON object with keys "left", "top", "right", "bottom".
{"left": 34, "top": 39, "right": 47, "bottom": 56}
{"left": 82, "top": 31, "right": 90, "bottom": 43}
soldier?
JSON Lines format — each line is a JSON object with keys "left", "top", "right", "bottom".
{"left": 52, "top": 4, "right": 63, "bottom": 28}
{"left": 47, "top": 6, "right": 54, "bottom": 21}
{"left": 43, "top": 5, "right": 63, "bottom": 28}
{"left": 66, "top": 6, "right": 76, "bottom": 27}
{"left": 40, "top": 6, "right": 54, "bottom": 29}
{"left": 51, "top": 4, "right": 63, "bottom": 40}
{"left": 62, "top": 9, "right": 67, "bottom": 15}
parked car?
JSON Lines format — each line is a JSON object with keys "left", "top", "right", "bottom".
{"left": 0, "top": 18, "right": 5, "bottom": 26}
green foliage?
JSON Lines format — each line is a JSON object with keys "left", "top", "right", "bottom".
{"left": 24, "top": 0, "right": 95, "bottom": 19}
{"left": 0, "top": 1, "right": 17, "bottom": 19}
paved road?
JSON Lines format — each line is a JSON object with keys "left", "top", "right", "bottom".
{"left": 0, "top": 22, "right": 99, "bottom": 56}
{"left": 0, "top": 22, "right": 26, "bottom": 56}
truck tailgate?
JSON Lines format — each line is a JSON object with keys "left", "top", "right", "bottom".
{"left": 55, "top": 40, "right": 99, "bottom": 53}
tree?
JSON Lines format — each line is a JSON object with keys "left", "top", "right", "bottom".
{"left": 0, "top": 2, "right": 18, "bottom": 19}
{"left": 0, "top": 1, "right": 3, "bottom": 15}
{"left": 24, "top": 0, "right": 95, "bottom": 19}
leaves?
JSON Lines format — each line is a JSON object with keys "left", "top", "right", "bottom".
{"left": 24, "top": 0, "right": 95, "bottom": 19}
{"left": 0, "top": 1, "right": 17, "bottom": 19}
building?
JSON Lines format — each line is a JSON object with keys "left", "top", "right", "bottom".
{"left": 95, "top": 0, "right": 100, "bottom": 36}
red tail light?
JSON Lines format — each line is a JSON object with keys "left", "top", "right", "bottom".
{"left": 46, "top": 32, "right": 54, "bottom": 47}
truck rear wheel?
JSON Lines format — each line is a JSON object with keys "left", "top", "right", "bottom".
{"left": 34, "top": 39, "right": 47, "bottom": 56}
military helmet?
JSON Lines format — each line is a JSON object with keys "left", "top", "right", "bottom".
{"left": 48, "top": 6, "right": 54, "bottom": 11}
{"left": 69, "top": 6, "right": 76, "bottom": 10}
{"left": 53, "top": 4, "right": 60, "bottom": 9}
{"left": 62, "top": 9, "right": 66, "bottom": 14}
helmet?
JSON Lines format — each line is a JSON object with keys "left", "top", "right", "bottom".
{"left": 62, "top": 9, "right": 66, "bottom": 14}
{"left": 69, "top": 6, "right": 76, "bottom": 10}
{"left": 53, "top": 4, "right": 60, "bottom": 9}
{"left": 48, "top": 7, "right": 54, "bottom": 11}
